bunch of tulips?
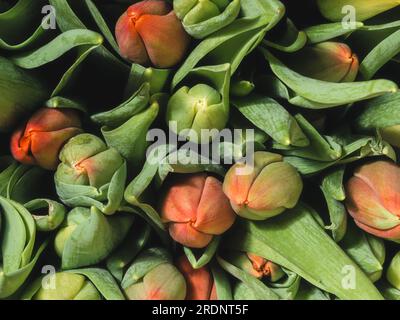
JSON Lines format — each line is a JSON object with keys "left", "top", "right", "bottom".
{"left": 0, "top": 0, "right": 400, "bottom": 300}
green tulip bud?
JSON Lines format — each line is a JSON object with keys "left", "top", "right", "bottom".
{"left": 387, "top": 252, "right": 400, "bottom": 290}
{"left": 33, "top": 272, "right": 101, "bottom": 300}
{"left": 317, "top": 0, "right": 400, "bottom": 22}
{"left": 54, "top": 133, "right": 127, "bottom": 214}
{"left": 167, "top": 83, "right": 228, "bottom": 143}
{"left": 122, "top": 248, "right": 186, "bottom": 300}
{"left": 174, "top": 0, "right": 240, "bottom": 39}
{"left": 223, "top": 152, "right": 303, "bottom": 220}
{"left": 54, "top": 207, "right": 134, "bottom": 269}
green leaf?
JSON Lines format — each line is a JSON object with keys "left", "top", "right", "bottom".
{"left": 224, "top": 203, "right": 383, "bottom": 299}
{"left": 304, "top": 22, "right": 364, "bottom": 44}
{"left": 184, "top": 236, "right": 221, "bottom": 269}
{"left": 261, "top": 48, "right": 398, "bottom": 107}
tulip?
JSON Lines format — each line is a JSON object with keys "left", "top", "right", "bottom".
{"left": 223, "top": 152, "right": 303, "bottom": 220}
{"left": 54, "top": 207, "right": 134, "bottom": 269}
{"left": 246, "top": 253, "right": 285, "bottom": 282}
{"left": 166, "top": 83, "right": 228, "bottom": 143}
{"left": 32, "top": 272, "right": 101, "bottom": 300}
{"left": 283, "top": 42, "right": 359, "bottom": 82}
{"left": 160, "top": 173, "right": 236, "bottom": 248}
{"left": 10, "top": 108, "right": 83, "bottom": 170}
{"left": 317, "top": 0, "right": 400, "bottom": 22}
{"left": 345, "top": 161, "right": 400, "bottom": 240}
{"left": 122, "top": 248, "right": 187, "bottom": 300}
{"left": 176, "top": 255, "right": 217, "bottom": 300}
{"left": 387, "top": 252, "right": 400, "bottom": 290}
{"left": 54, "top": 133, "right": 126, "bottom": 214}
{"left": 115, "top": 0, "right": 191, "bottom": 68}
{"left": 174, "top": 0, "right": 241, "bottom": 38}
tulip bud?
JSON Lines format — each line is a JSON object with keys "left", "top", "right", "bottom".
{"left": 122, "top": 248, "right": 187, "bottom": 300}
{"left": 115, "top": 0, "right": 191, "bottom": 68}
{"left": 10, "top": 108, "right": 83, "bottom": 170}
{"left": 166, "top": 84, "right": 228, "bottom": 143}
{"left": 283, "top": 42, "right": 359, "bottom": 82}
{"left": 246, "top": 253, "right": 285, "bottom": 282}
{"left": 345, "top": 161, "right": 400, "bottom": 240}
{"left": 317, "top": 0, "right": 400, "bottom": 22}
{"left": 33, "top": 272, "right": 101, "bottom": 300}
{"left": 223, "top": 152, "right": 303, "bottom": 220}
{"left": 176, "top": 255, "right": 215, "bottom": 300}
{"left": 55, "top": 133, "right": 126, "bottom": 214}
{"left": 387, "top": 252, "right": 400, "bottom": 290}
{"left": 160, "top": 173, "right": 236, "bottom": 248}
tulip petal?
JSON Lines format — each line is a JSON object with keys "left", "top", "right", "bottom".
{"left": 346, "top": 176, "right": 400, "bottom": 230}
{"left": 195, "top": 176, "right": 236, "bottom": 235}
{"left": 169, "top": 222, "right": 212, "bottom": 248}
{"left": 355, "top": 220, "right": 400, "bottom": 241}
{"left": 160, "top": 173, "right": 205, "bottom": 223}
{"left": 354, "top": 161, "right": 400, "bottom": 217}
{"left": 136, "top": 12, "right": 190, "bottom": 68}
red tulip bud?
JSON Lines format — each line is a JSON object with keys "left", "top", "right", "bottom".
{"left": 10, "top": 108, "right": 82, "bottom": 170}
{"left": 161, "top": 173, "right": 236, "bottom": 248}
{"left": 176, "top": 255, "right": 215, "bottom": 300}
{"left": 346, "top": 161, "right": 400, "bottom": 240}
{"left": 115, "top": 0, "right": 191, "bottom": 68}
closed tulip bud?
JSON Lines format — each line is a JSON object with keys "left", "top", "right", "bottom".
{"left": 317, "top": 0, "right": 400, "bottom": 22}
{"left": 122, "top": 248, "right": 186, "bottom": 300}
{"left": 115, "top": 0, "right": 191, "bottom": 68}
{"left": 380, "top": 125, "right": 400, "bottom": 148}
{"left": 223, "top": 152, "right": 303, "bottom": 221}
{"left": 166, "top": 84, "right": 227, "bottom": 143}
{"left": 10, "top": 108, "right": 82, "bottom": 170}
{"left": 387, "top": 252, "right": 400, "bottom": 290}
{"left": 176, "top": 255, "right": 216, "bottom": 300}
{"left": 345, "top": 161, "right": 400, "bottom": 240}
{"left": 283, "top": 42, "right": 359, "bottom": 82}
{"left": 161, "top": 173, "right": 236, "bottom": 248}
{"left": 54, "top": 133, "right": 126, "bottom": 214}
{"left": 246, "top": 253, "right": 285, "bottom": 282}
{"left": 33, "top": 272, "right": 101, "bottom": 300}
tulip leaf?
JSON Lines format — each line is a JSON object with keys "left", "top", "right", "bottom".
{"left": 11, "top": 29, "right": 103, "bottom": 69}
{"left": 356, "top": 92, "right": 400, "bottom": 130}
{"left": 45, "top": 96, "right": 87, "bottom": 113}
{"left": 295, "top": 283, "right": 331, "bottom": 300}
{"left": 106, "top": 221, "right": 151, "bottom": 281}
{"left": 261, "top": 49, "right": 398, "bottom": 106}
{"left": 321, "top": 187, "right": 347, "bottom": 243}
{"left": 379, "top": 282, "right": 400, "bottom": 300}
{"left": 24, "top": 199, "right": 66, "bottom": 232}
{"left": 184, "top": 236, "right": 221, "bottom": 269}
{"left": 0, "top": 157, "right": 18, "bottom": 197}
{"left": 69, "top": 268, "right": 125, "bottom": 300}
{"left": 210, "top": 262, "right": 233, "bottom": 300}
{"left": 173, "top": 0, "right": 285, "bottom": 88}
{"left": 84, "top": 0, "right": 120, "bottom": 54}
{"left": 225, "top": 203, "right": 384, "bottom": 299}
{"left": 275, "top": 114, "right": 342, "bottom": 162}
{"left": 232, "top": 94, "right": 309, "bottom": 147}
{"left": 178, "top": 0, "right": 241, "bottom": 39}
{"left": 304, "top": 22, "right": 364, "bottom": 44}
{"left": 0, "top": 56, "right": 48, "bottom": 132}
{"left": 321, "top": 166, "right": 346, "bottom": 201}
{"left": 360, "top": 29, "right": 400, "bottom": 80}
{"left": 263, "top": 18, "right": 307, "bottom": 53}
{"left": 341, "top": 224, "right": 385, "bottom": 283}
{"left": 217, "top": 256, "right": 280, "bottom": 300}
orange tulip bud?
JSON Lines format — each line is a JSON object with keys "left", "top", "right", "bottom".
{"left": 10, "top": 108, "right": 82, "bottom": 170}
{"left": 246, "top": 253, "right": 284, "bottom": 282}
{"left": 346, "top": 161, "right": 400, "bottom": 240}
{"left": 176, "top": 255, "right": 214, "bottom": 300}
{"left": 115, "top": 0, "right": 191, "bottom": 68}
{"left": 161, "top": 173, "right": 236, "bottom": 248}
